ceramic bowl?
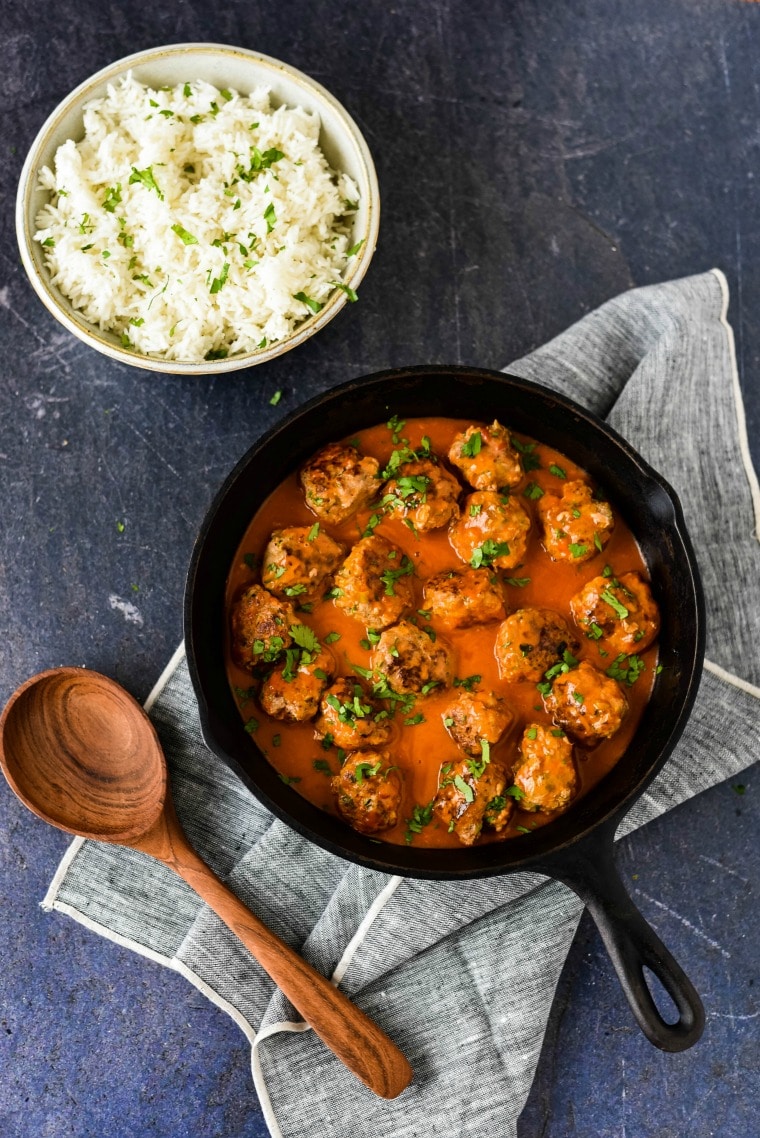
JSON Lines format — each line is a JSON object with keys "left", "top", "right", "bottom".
{"left": 15, "top": 43, "right": 379, "bottom": 375}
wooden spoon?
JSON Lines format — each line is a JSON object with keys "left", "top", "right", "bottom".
{"left": 0, "top": 667, "right": 412, "bottom": 1099}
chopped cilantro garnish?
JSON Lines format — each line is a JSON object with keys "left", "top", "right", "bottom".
{"left": 405, "top": 801, "right": 434, "bottom": 843}
{"left": 102, "top": 184, "right": 122, "bottom": 212}
{"left": 601, "top": 588, "right": 630, "bottom": 619}
{"left": 128, "top": 166, "right": 164, "bottom": 200}
{"left": 354, "top": 759, "right": 383, "bottom": 783}
{"left": 171, "top": 223, "right": 198, "bottom": 245}
{"left": 568, "top": 543, "right": 589, "bottom": 558}
{"left": 470, "top": 539, "right": 510, "bottom": 569}
{"left": 380, "top": 554, "right": 414, "bottom": 595}
{"left": 263, "top": 202, "right": 277, "bottom": 232}
{"left": 505, "top": 576, "right": 531, "bottom": 587}
{"left": 454, "top": 674, "right": 481, "bottom": 691}
{"left": 210, "top": 262, "right": 230, "bottom": 294}
{"left": 605, "top": 653, "right": 646, "bottom": 686}
{"left": 331, "top": 280, "right": 358, "bottom": 302}
{"left": 290, "top": 624, "right": 320, "bottom": 652}
{"left": 307, "top": 522, "right": 320, "bottom": 542}
{"left": 270, "top": 389, "right": 282, "bottom": 406}
{"left": 549, "top": 463, "right": 566, "bottom": 478}
{"left": 511, "top": 435, "right": 541, "bottom": 472}
{"left": 453, "top": 775, "right": 474, "bottom": 803}
{"left": 362, "top": 513, "right": 383, "bottom": 538}
{"left": 460, "top": 431, "right": 482, "bottom": 458}
{"left": 324, "top": 631, "right": 341, "bottom": 644}
{"left": 293, "top": 291, "right": 323, "bottom": 313}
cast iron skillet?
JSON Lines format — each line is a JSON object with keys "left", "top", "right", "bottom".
{"left": 184, "top": 366, "right": 706, "bottom": 1052}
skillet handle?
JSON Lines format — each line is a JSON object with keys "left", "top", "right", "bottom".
{"left": 544, "top": 827, "right": 705, "bottom": 1051}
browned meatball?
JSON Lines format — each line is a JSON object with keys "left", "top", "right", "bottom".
{"left": 230, "top": 584, "right": 296, "bottom": 672}
{"left": 512, "top": 724, "right": 577, "bottom": 813}
{"left": 448, "top": 420, "right": 522, "bottom": 491}
{"left": 331, "top": 750, "right": 403, "bottom": 835}
{"left": 433, "top": 756, "right": 514, "bottom": 846}
{"left": 372, "top": 619, "right": 453, "bottom": 696}
{"left": 423, "top": 567, "right": 506, "bottom": 630}
{"left": 314, "top": 677, "right": 394, "bottom": 750}
{"left": 261, "top": 526, "right": 345, "bottom": 601}
{"left": 299, "top": 442, "right": 380, "bottom": 524}
{"left": 442, "top": 690, "right": 513, "bottom": 756}
{"left": 544, "top": 659, "right": 628, "bottom": 744}
{"left": 536, "top": 479, "right": 614, "bottom": 562}
{"left": 495, "top": 608, "right": 581, "bottom": 683}
{"left": 259, "top": 647, "right": 335, "bottom": 722}
{"left": 449, "top": 491, "right": 531, "bottom": 570}
{"left": 381, "top": 458, "right": 461, "bottom": 532}
{"left": 332, "top": 535, "right": 415, "bottom": 628}
{"left": 570, "top": 571, "right": 660, "bottom": 655}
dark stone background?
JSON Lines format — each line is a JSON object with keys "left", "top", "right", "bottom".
{"left": 0, "top": 1, "right": 757, "bottom": 1135}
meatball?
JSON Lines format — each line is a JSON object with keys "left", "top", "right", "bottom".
{"left": 423, "top": 567, "right": 506, "bottom": 630}
{"left": 433, "top": 756, "right": 514, "bottom": 846}
{"left": 448, "top": 420, "right": 522, "bottom": 491}
{"left": 259, "top": 647, "right": 335, "bottom": 722}
{"left": 570, "top": 571, "right": 660, "bottom": 655}
{"left": 449, "top": 491, "right": 531, "bottom": 571}
{"left": 512, "top": 724, "right": 578, "bottom": 813}
{"left": 331, "top": 750, "right": 403, "bottom": 835}
{"left": 544, "top": 659, "right": 628, "bottom": 744}
{"left": 261, "top": 526, "right": 345, "bottom": 601}
{"left": 536, "top": 479, "right": 614, "bottom": 563}
{"left": 314, "top": 677, "right": 394, "bottom": 750}
{"left": 371, "top": 619, "right": 453, "bottom": 696}
{"left": 382, "top": 458, "right": 461, "bottom": 532}
{"left": 332, "top": 535, "right": 415, "bottom": 628}
{"left": 230, "top": 584, "right": 296, "bottom": 672}
{"left": 442, "top": 690, "right": 513, "bottom": 756}
{"left": 299, "top": 442, "right": 380, "bottom": 524}
{"left": 494, "top": 608, "right": 581, "bottom": 683}
{"left": 261, "top": 523, "right": 343, "bottom": 600}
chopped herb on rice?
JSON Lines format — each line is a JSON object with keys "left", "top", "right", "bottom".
{"left": 34, "top": 74, "right": 361, "bottom": 362}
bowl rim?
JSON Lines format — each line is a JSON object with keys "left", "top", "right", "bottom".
{"left": 183, "top": 363, "right": 706, "bottom": 879}
{"left": 15, "top": 41, "right": 380, "bottom": 375}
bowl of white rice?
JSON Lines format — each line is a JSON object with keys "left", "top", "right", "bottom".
{"left": 16, "top": 43, "right": 379, "bottom": 374}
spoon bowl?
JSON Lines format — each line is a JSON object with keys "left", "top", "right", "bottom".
{"left": 0, "top": 667, "right": 412, "bottom": 1099}
{"left": 1, "top": 669, "right": 166, "bottom": 842}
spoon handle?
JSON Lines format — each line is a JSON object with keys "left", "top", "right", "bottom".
{"left": 136, "top": 795, "right": 412, "bottom": 1099}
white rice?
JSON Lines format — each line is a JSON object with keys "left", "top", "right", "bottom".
{"left": 33, "top": 74, "right": 361, "bottom": 362}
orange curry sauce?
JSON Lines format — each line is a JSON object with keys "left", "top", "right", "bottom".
{"left": 225, "top": 417, "right": 656, "bottom": 848}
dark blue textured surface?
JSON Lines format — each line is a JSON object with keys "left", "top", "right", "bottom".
{"left": 0, "top": 2, "right": 758, "bottom": 1135}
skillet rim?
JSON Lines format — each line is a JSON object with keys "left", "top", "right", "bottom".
{"left": 184, "top": 364, "right": 706, "bottom": 880}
